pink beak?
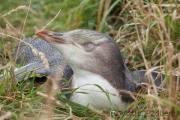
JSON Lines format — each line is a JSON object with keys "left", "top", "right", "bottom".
{"left": 36, "top": 30, "right": 66, "bottom": 44}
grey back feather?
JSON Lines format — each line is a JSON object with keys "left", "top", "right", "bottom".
{"left": 14, "top": 37, "right": 73, "bottom": 81}
{"left": 15, "top": 38, "right": 63, "bottom": 65}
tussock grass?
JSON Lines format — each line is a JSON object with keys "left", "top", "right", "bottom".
{"left": 0, "top": 0, "right": 180, "bottom": 119}
{"left": 117, "top": 0, "right": 180, "bottom": 119}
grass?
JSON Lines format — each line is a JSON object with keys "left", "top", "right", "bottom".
{"left": 0, "top": 0, "right": 180, "bottom": 119}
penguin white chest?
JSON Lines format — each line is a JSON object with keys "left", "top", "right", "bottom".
{"left": 70, "top": 70, "right": 128, "bottom": 110}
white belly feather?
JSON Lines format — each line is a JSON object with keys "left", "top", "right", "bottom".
{"left": 70, "top": 70, "right": 129, "bottom": 110}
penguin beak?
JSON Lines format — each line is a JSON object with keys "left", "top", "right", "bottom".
{"left": 36, "top": 30, "right": 67, "bottom": 44}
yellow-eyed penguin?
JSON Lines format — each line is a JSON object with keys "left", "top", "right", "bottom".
{"left": 35, "top": 29, "right": 136, "bottom": 110}
{"left": 0, "top": 29, "right": 167, "bottom": 110}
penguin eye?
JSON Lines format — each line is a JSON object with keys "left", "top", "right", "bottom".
{"left": 82, "top": 42, "right": 94, "bottom": 51}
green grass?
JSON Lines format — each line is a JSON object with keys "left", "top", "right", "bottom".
{"left": 1, "top": 0, "right": 180, "bottom": 119}
{"left": 0, "top": 0, "right": 100, "bottom": 36}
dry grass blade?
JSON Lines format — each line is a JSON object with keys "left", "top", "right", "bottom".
{"left": 0, "top": 5, "right": 26, "bottom": 18}
{"left": 0, "top": 112, "right": 11, "bottom": 120}
{"left": 39, "top": 77, "right": 55, "bottom": 120}
{"left": 15, "top": 0, "right": 32, "bottom": 62}
{"left": 42, "top": 9, "right": 61, "bottom": 30}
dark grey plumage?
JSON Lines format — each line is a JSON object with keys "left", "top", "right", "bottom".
{"left": 15, "top": 38, "right": 61, "bottom": 65}
{"left": 14, "top": 37, "right": 73, "bottom": 81}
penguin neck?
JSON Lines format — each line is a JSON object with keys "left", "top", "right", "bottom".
{"left": 70, "top": 69, "right": 129, "bottom": 110}
{"left": 70, "top": 63, "right": 136, "bottom": 102}
{"left": 70, "top": 67, "right": 122, "bottom": 90}
{"left": 72, "top": 69, "right": 111, "bottom": 87}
